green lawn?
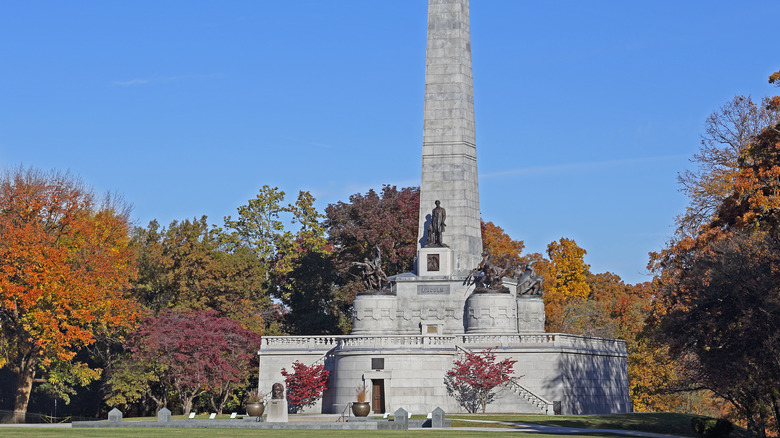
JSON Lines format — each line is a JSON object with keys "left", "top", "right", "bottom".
{"left": 0, "top": 412, "right": 747, "bottom": 438}
{"left": 0, "top": 430, "right": 636, "bottom": 438}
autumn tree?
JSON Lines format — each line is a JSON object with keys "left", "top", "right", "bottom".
{"left": 324, "top": 185, "right": 419, "bottom": 325}
{"left": 280, "top": 360, "right": 329, "bottom": 413}
{"left": 326, "top": 185, "right": 419, "bottom": 275}
{"left": 481, "top": 220, "right": 524, "bottom": 272}
{"left": 651, "top": 70, "right": 780, "bottom": 436}
{"left": 130, "top": 216, "right": 269, "bottom": 333}
{"left": 676, "top": 95, "right": 780, "bottom": 237}
{"left": 118, "top": 309, "right": 262, "bottom": 415}
{"left": 0, "top": 168, "right": 139, "bottom": 422}
{"left": 542, "top": 238, "right": 591, "bottom": 332}
{"left": 653, "top": 232, "right": 779, "bottom": 436}
{"left": 444, "top": 348, "right": 518, "bottom": 413}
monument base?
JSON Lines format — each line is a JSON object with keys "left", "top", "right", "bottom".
{"left": 417, "top": 247, "right": 455, "bottom": 277}
{"left": 266, "top": 399, "right": 288, "bottom": 423}
{"left": 258, "top": 333, "right": 632, "bottom": 415}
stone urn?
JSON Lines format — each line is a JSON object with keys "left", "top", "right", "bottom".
{"left": 351, "top": 402, "right": 371, "bottom": 417}
{"left": 246, "top": 402, "right": 265, "bottom": 417}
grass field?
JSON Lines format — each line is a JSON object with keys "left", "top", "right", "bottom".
{"left": 0, "top": 412, "right": 746, "bottom": 438}
{"left": 451, "top": 412, "right": 698, "bottom": 435}
{"left": 0, "top": 430, "right": 645, "bottom": 438}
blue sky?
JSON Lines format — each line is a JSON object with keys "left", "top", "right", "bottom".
{"left": 1, "top": 1, "right": 778, "bottom": 285}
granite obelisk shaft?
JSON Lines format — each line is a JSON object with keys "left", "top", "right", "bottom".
{"left": 418, "top": 0, "right": 482, "bottom": 272}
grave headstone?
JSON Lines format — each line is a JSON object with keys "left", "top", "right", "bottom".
{"left": 431, "top": 407, "right": 445, "bottom": 428}
{"left": 394, "top": 408, "right": 408, "bottom": 429}
{"left": 157, "top": 407, "right": 171, "bottom": 423}
{"left": 107, "top": 408, "right": 122, "bottom": 422}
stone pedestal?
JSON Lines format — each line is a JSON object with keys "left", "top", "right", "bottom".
{"left": 465, "top": 292, "right": 517, "bottom": 333}
{"left": 417, "top": 247, "right": 455, "bottom": 277}
{"left": 265, "top": 399, "right": 288, "bottom": 423}
{"left": 352, "top": 294, "right": 398, "bottom": 335}
{"left": 517, "top": 297, "right": 545, "bottom": 333}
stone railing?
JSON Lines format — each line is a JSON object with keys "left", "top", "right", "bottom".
{"left": 260, "top": 336, "right": 341, "bottom": 350}
{"left": 505, "top": 380, "right": 555, "bottom": 415}
{"left": 261, "top": 333, "right": 626, "bottom": 355}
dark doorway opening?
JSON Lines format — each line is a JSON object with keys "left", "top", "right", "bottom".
{"left": 371, "top": 379, "right": 385, "bottom": 414}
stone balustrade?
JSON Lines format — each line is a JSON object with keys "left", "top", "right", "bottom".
{"left": 260, "top": 336, "right": 341, "bottom": 350}
{"left": 260, "top": 333, "right": 626, "bottom": 355}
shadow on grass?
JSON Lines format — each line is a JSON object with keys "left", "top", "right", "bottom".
{"left": 449, "top": 412, "right": 748, "bottom": 437}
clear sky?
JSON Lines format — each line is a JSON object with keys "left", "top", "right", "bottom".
{"left": 2, "top": 1, "right": 778, "bottom": 285}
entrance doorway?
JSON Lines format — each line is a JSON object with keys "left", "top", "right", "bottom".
{"left": 371, "top": 379, "right": 385, "bottom": 413}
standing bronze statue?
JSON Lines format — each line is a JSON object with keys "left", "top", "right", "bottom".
{"left": 426, "top": 200, "right": 447, "bottom": 247}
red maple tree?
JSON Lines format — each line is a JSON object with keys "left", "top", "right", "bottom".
{"left": 445, "top": 348, "right": 518, "bottom": 413}
{"left": 280, "top": 360, "right": 329, "bottom": 413}
{"left": 124, "top": 309, "right": 262, "bottom": 415}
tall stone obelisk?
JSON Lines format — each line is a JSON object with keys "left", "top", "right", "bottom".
{"left": 418, "top": 0, "right": 482, "bottom": 273}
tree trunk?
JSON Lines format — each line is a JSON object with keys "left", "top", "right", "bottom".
{"left": 769, "top": 392, "right": 780, "bottom": 435}
{"left": 179, "top": 395, "right": 195, "bottom": 415}
{"left": 209, "top": 383, "right": 231, "bottom": 415}
{"left": 13, "top": 359, "right": 36, "bottom": 424}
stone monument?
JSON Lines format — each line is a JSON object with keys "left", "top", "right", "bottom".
{"left": 265, "top": 382, "right": 288, "bottom": 423}
{"left": 418, "top": 0, "right": 482, "bottom": 273}
{"left": 257, "top": 0, "right": 631, "bottom": 416}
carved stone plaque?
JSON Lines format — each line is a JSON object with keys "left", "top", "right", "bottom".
{"left": 417, "top": 284, "right": 450, "bottom": 295}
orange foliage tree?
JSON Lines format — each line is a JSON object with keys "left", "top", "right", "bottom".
{"left": 0, "top": 168, "right": 139, "bottom": 422}
{"left": 650, "top": 71, "right": 780, "bottom": 435}
{"left": 480, "top": 220, "right": 524, "bottom": 272}
{"left": 676, "top": 95, "right": 780, "bottom": 236}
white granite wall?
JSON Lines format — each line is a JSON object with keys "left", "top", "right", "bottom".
{"left": 258, "top": 334, "right": 631, "bottom": 415}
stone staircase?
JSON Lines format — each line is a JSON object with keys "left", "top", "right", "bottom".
{"left": 505, "top": 380, "right": 555, "bottom": 415}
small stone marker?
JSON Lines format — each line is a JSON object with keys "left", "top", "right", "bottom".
{"left": 107, "top": 408, "right": 122, "bottom": 422}
{"left": 431, "top": 407, "right": 445, "bottom": 428}
{"left": 209, "top": 413, "right": 216, "bottom": 419}
{"left": 230, "top": 412, "right": 237, "bottom": 419}
{"left": 157, "top": 407, "right": 171, "bottom": 423}
{"left": 188, "top": 412, "right": 196, "bottom": 419}
{"left": 394, "top": 408, "right": 408, "bottom": 429}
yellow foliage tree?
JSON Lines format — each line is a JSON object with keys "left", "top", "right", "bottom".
{"left": 543, "top": 238, "right": 590, "bottom": 332}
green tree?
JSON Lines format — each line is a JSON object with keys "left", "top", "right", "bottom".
{"left": 223, "top": 186, "right": 340, "bottom": 334}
